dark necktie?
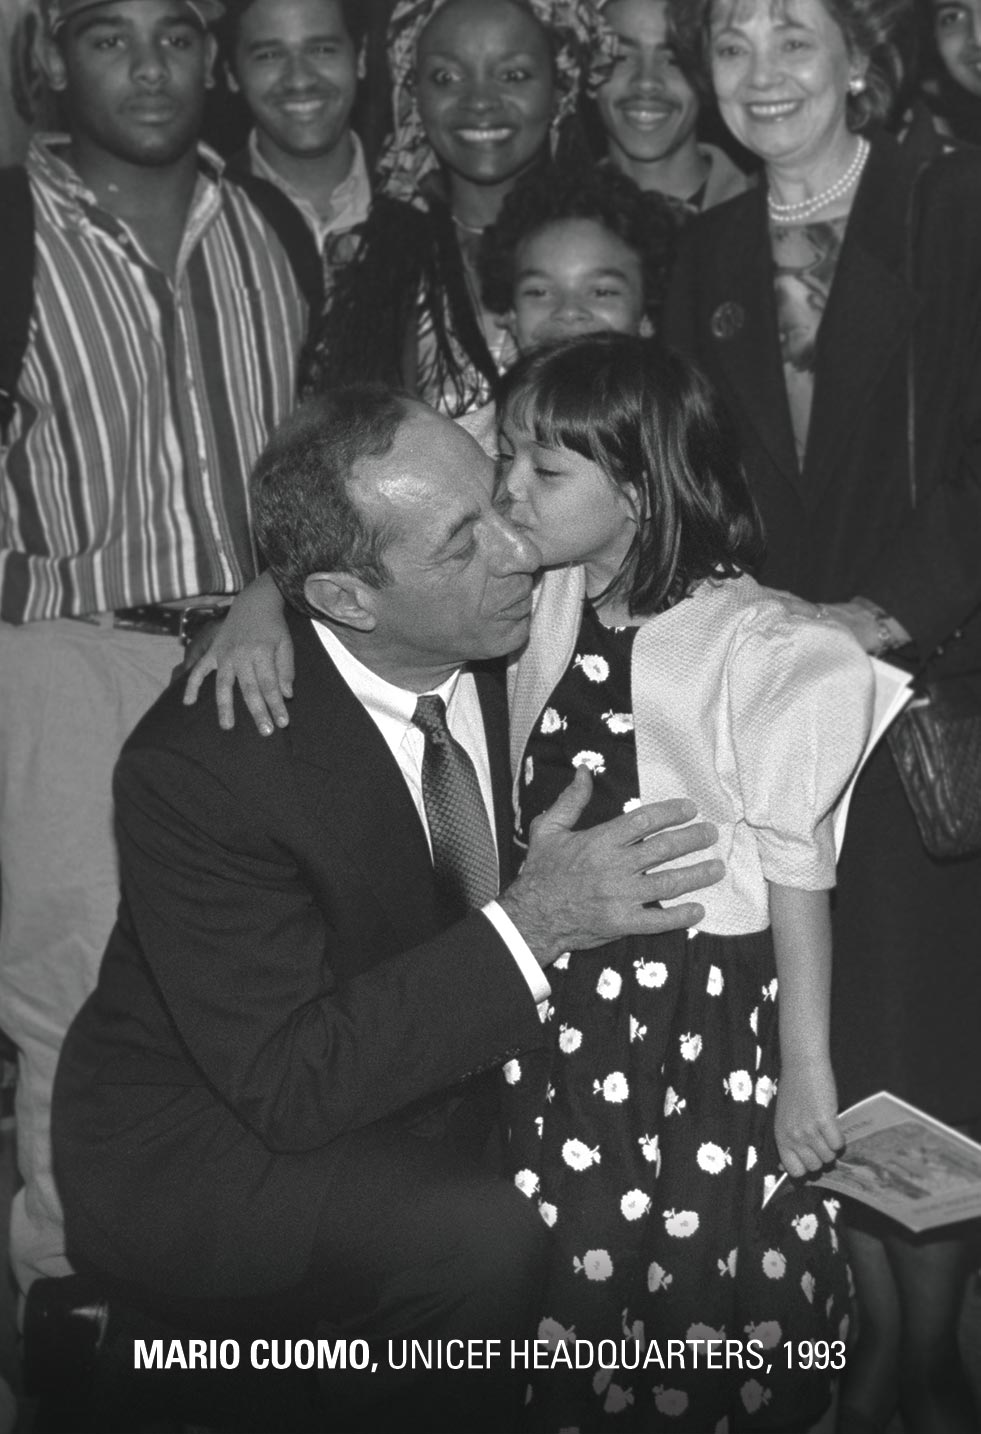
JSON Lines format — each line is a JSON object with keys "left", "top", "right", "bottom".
{"left": 412, "top": 694, "right": 499, "bottom": 921}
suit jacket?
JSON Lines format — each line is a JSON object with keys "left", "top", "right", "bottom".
{"left": 53, "top": 610, "right": 545, "bottom": 1300}
{"left": 664, "top": 133, "right": 981, "bottom": 680}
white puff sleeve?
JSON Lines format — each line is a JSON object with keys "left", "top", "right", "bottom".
{"left": 726, "top": 608, "right": 874, "bottom": 890}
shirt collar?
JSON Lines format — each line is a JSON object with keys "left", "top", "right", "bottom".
{"left": 30, "top": 135, "right": 227, "bottom": 261}
{"left": 246, "top": 129, "right": 371, "bottom": 243}
{"left": 312, "top": 618, "right": 462, "bottom": 739}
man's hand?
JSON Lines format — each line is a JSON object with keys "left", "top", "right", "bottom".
{"left": 499, "top": 767, "right": 724, "bottom": 967}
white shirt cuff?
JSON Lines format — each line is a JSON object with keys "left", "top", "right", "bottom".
{"left": 482, "top": 900, "right": 551, "bottom": 1005}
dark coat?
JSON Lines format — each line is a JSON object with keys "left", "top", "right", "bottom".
{"left": 663, "top": 132, "right": 981, "bottom": 1123}
{"left": 664, "top": 132, "right": 981, "bottom": 679}
{"left": 53, "top": 611, "right": 545, "bottom": 1299}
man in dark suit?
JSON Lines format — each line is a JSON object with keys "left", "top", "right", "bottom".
{"left": 52, "top": 388, "right": 721, "bottom": 1431}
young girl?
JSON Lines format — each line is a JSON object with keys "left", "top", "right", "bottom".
{"left": 496, "top": 332, "right": 872, "bottom": 1432}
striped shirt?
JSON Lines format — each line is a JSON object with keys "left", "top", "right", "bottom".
{"left": 0, "top": 136, "right": 307, "bottom": 624}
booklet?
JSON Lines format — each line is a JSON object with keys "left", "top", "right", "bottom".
{"left": 833, "top": 658, "right": 913, "bottom": 857}
{"left": 764, "top": 1091, "right": 981, "bottom": 1232}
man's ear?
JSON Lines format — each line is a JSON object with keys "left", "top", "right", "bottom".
{"left": 203, "top": 32, "right": 218, "bottom": 89}
{"left": 304, "top": 572, "right": 378, "bottom": 631}
{"left": 42, "top": 31, "right": 68, "bottom": 93}
{"left": 225, "top": 60, "right": 240, "bottom": 93}
{"left": 639, "top": 314, "right": 654, "bottom": 338}
{"left": 356, "top": 39, "right": 367, "bottom": 82}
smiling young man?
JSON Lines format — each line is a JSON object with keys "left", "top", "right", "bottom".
{"left": 597, "top": 0, "right": 752, "bottom": 210}
{"left": 222, "top": 0, "right": 370, "bottom": 272}
{"left": 0, "top": 0, "right": 308, "bottom": 1302}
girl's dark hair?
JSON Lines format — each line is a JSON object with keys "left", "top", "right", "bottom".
{"left": 498, "top": 332, "right": 764, "bottom": 615}
{"left": 673, "top": 0, "right": 912, "bottom": 129}
{"left": 478, "top": 163, "right": 681, "bottom": 329}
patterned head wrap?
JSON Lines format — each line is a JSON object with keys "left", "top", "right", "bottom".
{"left": 377, "top": 0, "right": 617, "bottom": 203}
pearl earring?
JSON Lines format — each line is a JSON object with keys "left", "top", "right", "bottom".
{"left": 848, "top": 75, "right": 868, "bottom": 95}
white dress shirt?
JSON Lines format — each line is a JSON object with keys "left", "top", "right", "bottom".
{"left": 314, "top": 621, "right": 549, "bottom": 1003}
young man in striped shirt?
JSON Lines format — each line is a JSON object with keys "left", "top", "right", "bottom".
{"left": 0, "top": 0, "right": 307, "bottom": 1299}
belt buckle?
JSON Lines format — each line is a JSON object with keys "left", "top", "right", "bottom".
{"left": 178, "top": 604, "right": 229, "bottom": 649}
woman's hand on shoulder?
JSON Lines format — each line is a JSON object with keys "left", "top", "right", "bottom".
{"left": 774, "top": 1057, "right": 845, "bottom": 1179}
{"left": 181, "top": 571, "right": 294, "bottom": 735}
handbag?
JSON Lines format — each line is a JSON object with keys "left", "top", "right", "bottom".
{"left": 883, "top": 155, "right": 981, "bottom": 859}
{"left": 886, "top": 672, "right": 981, "bottom": 859}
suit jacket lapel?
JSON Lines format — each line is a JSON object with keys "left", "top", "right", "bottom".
{"left": 803, "top": 137, "right": 918, "bottom": 504}
{"left": 700, "top": 186, "right": 802, "bottom": 492}
{"left": 285, "top": 610, "right": 439, "bottom": 940}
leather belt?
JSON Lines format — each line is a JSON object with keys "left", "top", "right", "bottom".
{"left": 112, "top": 603, "right": 230, "bottom": 646}
{"left": 69, "top": 603, "right": 230, "bottom": 647}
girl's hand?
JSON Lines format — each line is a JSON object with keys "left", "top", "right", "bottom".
{"left": 182, "top": 573, "right": 293, "bottom": 735}
{"left": 774, "top": 1059, "right": 845, "bottom": 1179}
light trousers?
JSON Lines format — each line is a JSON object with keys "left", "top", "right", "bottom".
{"left": 0, "top": 617, "right": 179, "bottom": 1292}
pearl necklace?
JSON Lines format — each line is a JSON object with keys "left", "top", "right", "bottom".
{"left": 767, "top": 137, "right": 870, "bottom": 224}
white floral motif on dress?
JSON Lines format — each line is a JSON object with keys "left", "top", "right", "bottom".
{"left": 635, "top": 959, "right": 668, "bottom": 988}
{"left": 573, "top": 1249, "right": 613, "bottom": 1281}
{"left": 801, "top": 1270, "right": 816, "bottom": 1303}
{"left": 706, "top": 965, "right": 724, "bottom": 996}
{"left": 538, "top": 1316, "right": 574, "bottom": 1348}
{"left": 553, "top": 952, "right": 571, "bottom": 970}
{"left": 595, "top": 1071, "right": 629, "bottom": 1103}
{"left": 648, "top": 1260, "right": 673, "bottom": 1292}
{"left": 523, "top": 755, "right": 533, "bottom": 786}
{"left": 558, "top": 1025, "right": 583, "bottom": 1055}
{"left": 724, "top": 1069, "right": 753, "bottom": 1101}
{"left": 745, "top": 1320, "right": 782, "bottom": 1349}
{"left": 664, "top": 1086, "right": 686, "bottom": 1117}
{"left": 823, "top": 1197, "right": 840, "bottom": 1222}
{"left": 696, "top": 1142, "right": 732, "bottom": 1175}
{"left": 514, "top": 1169, "right": 539, "bottom": 1197}
{"left": 718, "top": 1248, "right": 738, "bottom": 1278}
{"left": 653, "top": 1386, "right": 689, "bottom": 1417}
{"left": 762, "top": 978, "right": 778, "bottom": 1002}
{"left": 762, "top": 1172, "right": 780, "bottom": 1204}
{"left": 679, "top": 1032, "right": 703, "bottom": 1062}
{"left": 572, "top": 749, "right": 605, "bottom": 775}
{"left": 663, "top": 1208, "right": 699, "bottom": 1238}
{"left": 746, "top": 1145, "right": 757, "bottom": 1170}
{"left": 538, "top": 1201, "right": 557, "bottom": 1227}
{"left": 622, "top": 796, "right": 642, "bottom": 813}
{"left": 540, "top": 707, "right": 567, "bottom": 735}
{"left": 630, "top": 1015, "right": 647, "bottom": 1042}
{"left": 639, "top": 1133, "right": 661, "bottom": 1171}
{"left": 534, "top": 1116, "right": 543, "bottom": 1139}
{"left": 603, "top": 1383, "right": 634, "bottom": 1415}
{"left": 762, "top": 1249, "right": 787, "bottom": 1279}
{"left": 621, "top": 1189, "right": 651, "bottom": 1221}
{"left": 755, "top": 1075, "right": 776, "bottom": 1106}
{"left": 792, "top": 1213, "right": 818, "bottom": 1241}
{"left": 574, "top": 653, "right": 609, "bottom": 683}
{"left": 502, "top": 1059, "right": 521, "bottom": 1084}
{"left": 562, "top": 1138, "right": 601, "bottom": 1171}
{"left": 740, "top": 1380, "right": 772, "bottom": 1414}
{"left": 596, "top": 968, "right": 622, "bottom": 1000}
{"left": 749, "top": 1006, "right": 759, "bottom": 1034}
{"left": 601, "top": 710, "right": 634, "bottom": 734}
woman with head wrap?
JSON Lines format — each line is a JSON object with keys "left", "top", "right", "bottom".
{"left": 300, "top": 0, "right": 612, "bottom": 416}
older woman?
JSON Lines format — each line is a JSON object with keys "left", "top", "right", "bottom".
{"left": 300, "top": 0, "right": 611, "bottom": 415}
{"left": 664, "top": 0, "right": 981, "bottom": 1429}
